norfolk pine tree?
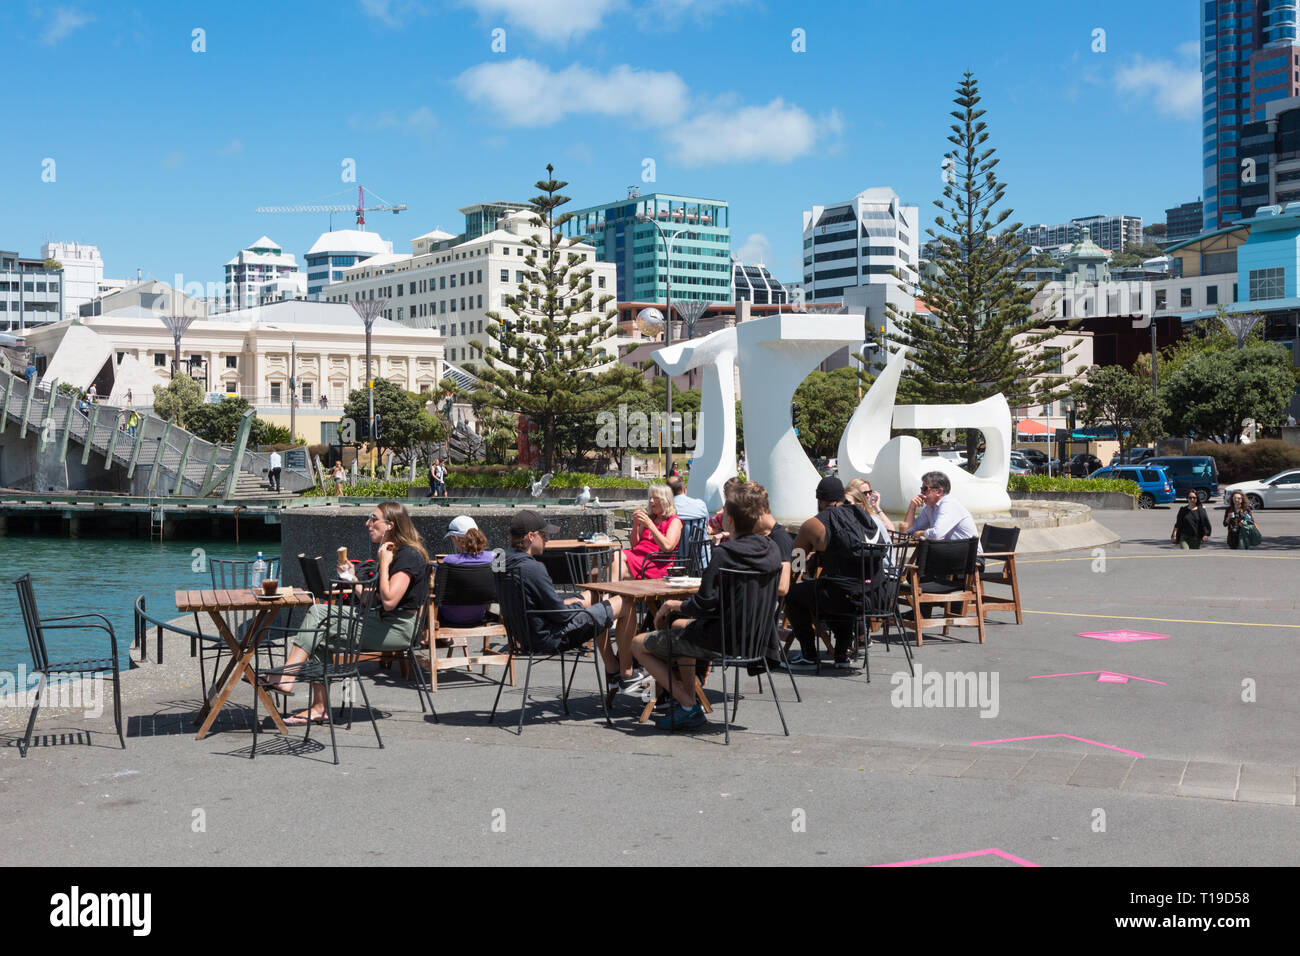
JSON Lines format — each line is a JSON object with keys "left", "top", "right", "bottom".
{"left": 472, "top": 165, "right": 629, "bottom": 472}
{"left": 889, "top": 73, "right": 1077, "bottom": 467}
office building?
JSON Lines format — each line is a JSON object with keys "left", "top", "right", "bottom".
{"left": 224, "top": 236, "right": 301, "bottom": 311}
{"left": 802, "top": 187, "right": 918, "bottom": 302}
{"left": 561, "top": 191, "right": 732, "bottom": 306}
{"left": 1017, "top": 215, "right": 1143, "bottom": 254}
{"left": 304, "top": 229, "right": 394, "bottom": 296}
{"left": 731, "top": 258, "right": 788, "bottom": 305}
{"left": 40, "top": 242, "right": 109, "bottom": 319}
{"left": 1165, "top": 200, "right": 1205, "bottom": 242}
{"left": 459, "top": 201, "right": 531, "bottom": 241}
{"left": 323, "top": 209, "right": 620, "bottom": 371}
{"left": 1202, "top": 1, "right": 1300, "bottom": 230}
{"left": 1235, "top": 95, "right": 1300, "bottom": 219}
{"left": 0, "top": 250, "right": 64, "bottom": 331}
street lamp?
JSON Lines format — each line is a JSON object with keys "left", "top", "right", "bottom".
{"left": 350, "top": 298, "right": 389, "bottom": 476}
{"left": 262, "top": 323, "right": 297, "bottom": 444}
{"left": 636, "top": 213, "right": 687, "bottom": 476}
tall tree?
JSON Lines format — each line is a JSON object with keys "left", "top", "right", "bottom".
{"left": 1162, "top": 345, "right": 1296, "bottom": 442}
{"left": 473, "top": 165, "right": 626, "bottom": 472}
{"left": 889, "top": 72, "right": 1076, "bottom": 466}
{"left": 1070, "top": 365, "right": 1164, "bottom": 460}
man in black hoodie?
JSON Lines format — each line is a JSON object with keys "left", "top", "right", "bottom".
{"left": 631, "top": 481, "right": 781, "bottom": 729}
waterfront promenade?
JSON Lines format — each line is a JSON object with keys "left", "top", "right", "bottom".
{"left": 1, "top": 507, "right": 1296, "bottom": 867}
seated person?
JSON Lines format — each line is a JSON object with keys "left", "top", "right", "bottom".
{"left": 707, "top": 475, "right": 748, "bottom": 539}
{"left": 667, "top": 474, "right": 709, "bottom": 522}
{"left": 612, "top": 484, "right": 682, "bottom": 580}
{"left": 900, "top": 470, "right": 977, "bottom": 543}
{"left": 269, "top": 501, "right": 429, "bottom": 724}
{"left": 631, "top": 481, "right": 782, "bottom": 730}
{"left": 504, "top": 510, "right": 646, "bottom": 695}
{"left": 846, "top": 477, "right": 895, "bottom": 533}
{"left": 786, "top": 476, "right": 885, "bottom": 668}
{"left": 437, "top": 515, "right": 494, "bottom": 626}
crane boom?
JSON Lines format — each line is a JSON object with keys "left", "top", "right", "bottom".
{"left": 254, "top": 186, "right": 406, "bottom": 227}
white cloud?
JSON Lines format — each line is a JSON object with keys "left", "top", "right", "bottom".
{"left": 665, "top": 99, "right": 837, "bottom": 166}
{"left": 218, "top": 139, "right": 243, "bottom": 157}
{"left": 41, "top": 7, "right": 94, "bottom": 45}
{"left": 349, "top": 106, "right": 438, "bottom": 132}
{"left": 1114, "top": 54, "right": 1201, "bottom": 120}
{"left": 634, "top": 0, "right": 752, "bottom": 29}
{"left": 358, "top": 0, "right": 428, "bottom": 28}
{"left": 735, "top": 232, "right": 772, "bottom": 264}
{"left": 456, "top": 59, "right": 689, "bottom": 127}
{"left": 462, "top": 0, "right": 621, "bottom": 42}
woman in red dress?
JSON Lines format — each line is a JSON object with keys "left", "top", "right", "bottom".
{"left": 614, "top": 484, "right": 683, "bottom": 580}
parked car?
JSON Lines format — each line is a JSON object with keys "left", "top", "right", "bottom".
{"left": 1143, "top": 456, "right": 1220, "bottom": 502}
{"left": 1222, "top": 469, "right": 1300, "bottom": 509}
{"left": 1017, "top": 448, "right": 1056, "bottom": 474}
{"left": 1089, "top": 464, "right": 1176, "bottom": 509}
{"left": 1110, "top": 447, "right": 1155, "bottom": 466}
{"left": 1067, "top": 453, "right": 1103, "bottom": 477}
{"left": 1007, "top": 451, "right": 1034, "bottom": 476}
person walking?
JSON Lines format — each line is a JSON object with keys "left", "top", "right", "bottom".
{"left": 127, "top": 410, "right": 140, "bottom": 438}
{"left": 268, "top": 449, "right": 282, "bottom": 492}
{"left": 432, "top": 458, "right": 448, "bottom": 497}
{"left": 124, "top": 388, "right": 133, "bottom": 407}
{"left": 1171, "top": 490, "right": 1211, "bottom": 549}
{"left": 1223, "top": 491, "right": 1259, "bottom": 549}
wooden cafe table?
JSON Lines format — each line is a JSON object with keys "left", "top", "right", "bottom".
{"left": 175, "top": 587, "right": 316, "bottom": 740}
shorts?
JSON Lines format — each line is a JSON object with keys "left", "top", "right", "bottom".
{"left": 532, "top": 600, "right": 614, "bottom": 652}
{"left": 642, "top": 628, "right": 715, "bottom": 662}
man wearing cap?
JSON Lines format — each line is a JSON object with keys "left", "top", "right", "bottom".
{"left": 504, "top": 510, "right": 647, "bottom": 695}
{"left": 785, "top": 476, "right": 885, "bottom": 668}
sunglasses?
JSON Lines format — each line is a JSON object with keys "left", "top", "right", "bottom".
{"left": 920, "top": 485, "right": 936, "bottom": 492}
{"left": 366, "top": 515, "right": 385, "bottom": 524}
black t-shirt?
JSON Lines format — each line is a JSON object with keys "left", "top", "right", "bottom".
{"left": 387, "top": 544, "right": 429, "bottom": 612}
{"left": 676, "top": 533, "right": 781, "bottom": 653}
{"left": 767, "top": 523, "right": 795, "bottom": 563}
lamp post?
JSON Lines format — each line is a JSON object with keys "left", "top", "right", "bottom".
{"left": 262, "top": 324, "right": 297, "bottom": 444}
{"left": 350, "top": 298, "right": 388, "bottom": 476}
{"left": 636, "top": 214, "right": 687, "bottom": 476}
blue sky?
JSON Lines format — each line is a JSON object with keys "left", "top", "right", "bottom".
{"left": 1, "top": 0, "right": 1201, "bottom": 290}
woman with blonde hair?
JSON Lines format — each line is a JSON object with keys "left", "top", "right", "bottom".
{"left": 614, "top": 483, "right": 682, "bottom": 580}
{"left": 270, "top": 501, "right": 429, "bottom": 723}
{"left": 845, "top": 477, "right": 895, "bottom": 533}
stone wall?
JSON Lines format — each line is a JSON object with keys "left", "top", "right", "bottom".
{"left": 1009, "top": 490, "right": 1136, "bottom": 510}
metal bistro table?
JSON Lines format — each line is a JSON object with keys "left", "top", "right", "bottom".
{"left": 175, "top": 587, "right": 316, "bottom": 740}
{"left": 584, "top": 576, "right": 704, "bottom": 723}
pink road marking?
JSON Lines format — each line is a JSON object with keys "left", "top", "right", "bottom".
{"left": 874, "top": 847, "right": 1040, "bottom": 868}
{"left": 969, "top": 734, "right": 1144, "bottom": 758}
{"left": 1028, "top": 670, "right": 1166, "bottom": 685}
{"left": 1078, "top": 629, "right": 1170, "bottom": 642}
{"left": 1097, "top": 673, "right": 1129, "bottom": 683}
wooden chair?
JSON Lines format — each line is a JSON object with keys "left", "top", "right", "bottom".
{"left": 418, "top": 560, "right": 513, "bottom": 691}
{"left": 978, "top": 525, "right": 1023, "bottom": 624}
{"left": 898, "top": 538, "right": 985, "bottom": 646}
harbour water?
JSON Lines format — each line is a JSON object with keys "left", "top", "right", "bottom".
{"left": 0, "top": 532, "right": 269, "bottom": 673}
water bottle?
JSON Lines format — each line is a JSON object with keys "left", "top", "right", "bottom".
{"left": 251, "top": 552, "right": 265, "bottom": 590}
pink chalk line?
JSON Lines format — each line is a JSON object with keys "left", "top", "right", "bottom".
{"left": 1028, "top": 670, "right": 1166, "bottom": 685}
{"left": 1077, "top": 629, "right": 1170, "bottom": 642}
{"left": 874, "top": 848, "right": 1040, "bottom": 868}
{"left": 969, "top": 734, "right": 1145, "bottom": 758}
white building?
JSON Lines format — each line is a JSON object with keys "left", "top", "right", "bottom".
{"left": 42, "top": 242, "right": 105, "bottom": 319}
{"left": 323, "top": 209, "right": 620, "bottom": 371}
{"left": 224, "top": 237, "right": 301, "bottom": 312}
{"left": 802, "top": 187, "right": 919, "bottom": 303}
{"left": 304, "top": 229, "right": 394, "bottom": 297}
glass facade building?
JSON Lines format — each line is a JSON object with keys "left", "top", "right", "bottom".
{"left": 1203, "top": 0, "right": 1300, "bottom": 230}
{"left": 561, "top": 193, "right": 731, "bottom": 303}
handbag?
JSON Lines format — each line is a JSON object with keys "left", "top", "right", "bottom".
{"left": 1240, "top": 515, "right": 1262, "bottom": 547}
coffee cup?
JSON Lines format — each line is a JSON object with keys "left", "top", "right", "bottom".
{"left": 262, "top": 578, "right": 279, "bottom": 596}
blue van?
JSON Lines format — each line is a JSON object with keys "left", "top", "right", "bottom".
{"left": 1144, "top": 456, "right": 1220, "bottom": 502}
{"left": 1089, "top": 464, "right": 1177, "bottom": 509}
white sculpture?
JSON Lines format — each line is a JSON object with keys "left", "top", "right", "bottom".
{"left": 653, "top": 313, "right": 1012, "bottom": 522}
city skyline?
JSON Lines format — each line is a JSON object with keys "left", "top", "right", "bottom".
{"left": 3, "top": 0, "right": 1202, "bottom": 291}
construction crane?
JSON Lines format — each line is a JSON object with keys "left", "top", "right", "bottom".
{"left": 255, "top": 186, "right": 407, "bottom": 229}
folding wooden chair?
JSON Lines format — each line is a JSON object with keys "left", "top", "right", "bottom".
{"left": 978, "top": 525, "right": 1023, "bottom": 624}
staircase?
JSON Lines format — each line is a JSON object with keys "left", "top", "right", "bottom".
{"left": 1, "top": 375, "right": 289, "bottom": 500}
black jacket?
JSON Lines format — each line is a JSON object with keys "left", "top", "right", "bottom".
{"left": 674, "top": 533, "right": 781, "bottom": 653}
{"left": 1174, "top": 506, "right": 1211, "bottom": 542}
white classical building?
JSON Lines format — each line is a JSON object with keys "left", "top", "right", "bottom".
{"left": 323, "top": 209, "right": 621, "bottom": 371}
{"left": 224, "top": 237, "right": 302, "bottom": 312}
{"left": 25, "top": 299, "right": 444, "bottom": 441}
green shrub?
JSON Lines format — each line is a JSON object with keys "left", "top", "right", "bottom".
{"left": 445, "top": 469, "right": 647, "bottom": 490}
{"left": 1188, "top": 439, "right": 1300, "bottom": 484}
{"left": 301, "top": 480, "right": 414, "bottom": 499}
{"left": 1009, "top": 475, "right": 1140, "bottom": 497}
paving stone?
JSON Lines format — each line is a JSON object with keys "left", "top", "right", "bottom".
{"left": 1014, "top": 751, "right": 1085, "bottom": 784}
{"left": 1067, "top": 753, "right": 1136, "bottom": 789}
{"left": 1239, "top": 764, "right": 1297, "bottom": 795}
{"left": 864, "top": 745, "right": 935, "bottom": 774}
{"left": 912, "top": 750, "right": 981, "bottom": 777}
{"left": 1177, "top": 784, "right": 1238, "bottom": 801}
{"left": 1182, "top": 761, "right": 1240, "bottom": 791}
{"left": 1120, "top": 758, "right": 1187, "bottom": 795}
{"left": 961, "top": 752, "right": 1035, "bottom": 780}
{"left": 1236, "top": 790, "right": 1297, "bottom": 806}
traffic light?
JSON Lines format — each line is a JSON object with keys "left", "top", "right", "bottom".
{"left": 373, "top": 414, "right": 383, "bottom": 441}
{"left": 790, "top": 402, "right": 800, "bottom": 427}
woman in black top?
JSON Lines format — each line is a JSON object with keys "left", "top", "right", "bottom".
{"left": 1171, "top": 490, "right": 1212, "bottom": 549}
{"left": 271, "top": 501, "right": 429, "bottom": 723}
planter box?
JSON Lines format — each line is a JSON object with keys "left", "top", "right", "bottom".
{"left": 1009, "top": 490, "right": 1136, "bottom": 510}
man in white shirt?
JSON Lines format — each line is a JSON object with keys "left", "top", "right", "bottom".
{"left": 901, "top": 470, "right": 978, "bottom": 543}
{"left": 268, "top": 450, "right": 282, "bottom": 492}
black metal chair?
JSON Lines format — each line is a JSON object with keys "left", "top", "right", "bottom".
{"left": 632, "top": 517, "right": 702, "bottom": 579}
{"left": 809, "top": 546, "right": 891, "bottom": 679}
{"left": 577, "top": 512, "right": 607, "bottom": 537}
{"left": 866, "top": 534, "right": 916, "bottom": 675}
{"left": 192, "top": 557, "right": 286, "bottom": 700}
{"left": 899, "top": 538, "right": 985, "bottom": 645}
{"left": 978, "top": 525, "right": 1023, "bottom": 624}
{"left": 14, "top": 573, "right": 124, "bottom": 756}
{"left": 421, "top": 560, "right": 511, "bottom": 691}
{"left": 490, "top": 567, "right": 614, "bottom": 735}
{"left": 297, "top": 553, "right": 330, "bottom": 601}
{"left": 252, "top": 577, "right": 384, "bottom": 765}
{"left": 564, "top": 548, "right": 616, "bottom": 589}
{"left": 665, "top": 566, "right": 784, "bottom": 743}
